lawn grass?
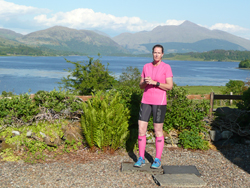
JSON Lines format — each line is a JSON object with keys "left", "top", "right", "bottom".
{"left": 179, "top": 85, "right": 240, "bottom": 109}
{"left": 164, "top": 55, "right": 204, "bottom": 61}
{"left": 180, "top": 86, "right": 225, "bottom": 95}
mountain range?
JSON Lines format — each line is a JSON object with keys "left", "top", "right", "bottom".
{"left": 0, "top": 20, "right": 250, "bottom": 55}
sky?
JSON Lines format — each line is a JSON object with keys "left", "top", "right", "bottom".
{"left": 0, "top": 0, "right": 250, "bottom": 39}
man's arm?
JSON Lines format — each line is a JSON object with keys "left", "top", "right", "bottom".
{"left": 144, "top": 76, "right": 173, "bottom": 91}
{"left": 139, "top": 77, "right": 147, "bottom": 89}
{"left": 158, "top": 77, "right": 173, "bottom": 90}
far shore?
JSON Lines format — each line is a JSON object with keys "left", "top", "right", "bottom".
{"left": 0, "top": 54, "right": 243, "bottom": 63}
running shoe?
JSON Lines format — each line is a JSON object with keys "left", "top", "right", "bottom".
{"left": 133, "top": 156, "right": 145, "bottom": 168}
{"left": 151, "top": 158, "right": 161, "bottom": 169}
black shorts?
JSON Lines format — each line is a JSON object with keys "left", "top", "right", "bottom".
{"left": 138, "top": 103, "right": 167, "bottom": 123}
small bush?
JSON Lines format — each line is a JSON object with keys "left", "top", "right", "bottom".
{"left": 178, "top": 130, "right": 209, "bottom": 150}
{"left": 81, "top": 90, "right": 130, "bottom": 151}
{"left": 162, "top": 84, "right": 209, "bottom": 133}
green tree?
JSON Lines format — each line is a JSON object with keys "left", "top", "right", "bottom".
{"left": 239, "top": 59, "right": 250, "bottom": 68}
{"left": 118, "top": 66, "right": 141, "bottom": 88}
{"left": 59, "top": 55, "right": 115, "bottom": 95}
{"left": 222, "top": 80, "right": 247, "bottom": 95}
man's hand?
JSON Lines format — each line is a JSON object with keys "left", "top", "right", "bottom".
{"left": 145, "top": 76, "right": 157, "bottom": 85}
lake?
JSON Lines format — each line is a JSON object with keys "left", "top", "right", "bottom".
{"left": 0, "top": 56, "right": 249, "bottom": 94}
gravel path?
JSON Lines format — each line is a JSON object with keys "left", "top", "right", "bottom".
{"left": 0, "top": 143, "right": 249, "bottom": 188}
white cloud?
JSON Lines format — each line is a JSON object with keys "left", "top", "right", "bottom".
{"left": 34, "top": 8, "right": 184, "bottom": 33}
{"left": 165, "top": 20, "right": 185, "bottom": 25}
{"left": 210, "top": 23, "right": 248, "bottom": 33}
{"left": 0, "top": 0, "right": 50, "bottom": 20}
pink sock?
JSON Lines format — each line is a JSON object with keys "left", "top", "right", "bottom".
{"left": 155, "top": 136, "right": 164, "bottom": 160}
{"left": 138, "top": 135, "right": 146, "bottom": 158}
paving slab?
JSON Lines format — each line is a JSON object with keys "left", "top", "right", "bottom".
{"left": 121, "top": 162, "right": 163, "bottom": 174}
{"left": 153, "top": 174, "right": 207, "bottom": 187}
{"left": 163, "top": 165, "right": 201, "bottom": 176}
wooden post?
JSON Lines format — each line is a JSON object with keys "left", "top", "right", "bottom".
{"left": 210, "top": 92, "right": 214, "bottom": 117}
{"left": 230, "top": 92, "right": 233, "bottom": 106}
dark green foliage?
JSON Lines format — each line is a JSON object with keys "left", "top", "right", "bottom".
{"left": 239, "top": 59, "right": 250, "bottom": 68}
{"left": 1, "top": 91, "right": 15, "bottom": 97}
{"left": 189, "top": 50, "right": 250, "bottom": 61}
{"left": 237, "top": 87, "right": 250, "bottom": 110}
{"left": 114, "top": 86, "right": 142, "bottom": 151}
{"left": 59, "top": 56, "right": 116, "bottom": 95}
{"left": 147, "top": 84, "right": 210, "bottom": 149}
{"left": 81, "top": 90, "right": 130, "bottom": 151}
{"left": 222, "top": 80, "right": 247, "bottom": 95}
{"left": 118, "top": 66, "right": 141, "bottom": 88}
{"left": 160, "top": 84, "right": 209, "bottom": 133}
{"left": 178, "top": 130, "right": 209, "bottom": 150}
{"left": 112, "top": 67, "right": 143, "bottom": 151}
{"left": 0, "top": 45, "right": 43, "bottom": 56}
{"left": 34, "top": 90, "right": 83, "bottom": 113}
{"left": 0, "top": 90, "right": 83, "bottom": 128}
{"left": 0, "top": 93, "right": 39, "bottom": 125}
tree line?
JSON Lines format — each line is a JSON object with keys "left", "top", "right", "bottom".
{"left": 187, "top": 50, "right": 250, "bottom": 61}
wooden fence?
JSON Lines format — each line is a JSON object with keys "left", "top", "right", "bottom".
{"left": 187, "top": 92, "right": 242, "bottom": 117}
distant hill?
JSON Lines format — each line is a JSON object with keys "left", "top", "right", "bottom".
{"left": 0, "top": 28, "right": 23, "bottom": 40}
{"left": 17, "top": 26, "right": 128, "bottom": 55}
{"left": 0, "top": 36, "right": 23, "bottom": 47}
{"left": 1, "top": 21, "right": 250, "bottom": 56}
{"left": 142, "top": 39, "right": 247, "bottom": 53}
{"left": 113, "top": 20, "right": 250, "bottom": 54}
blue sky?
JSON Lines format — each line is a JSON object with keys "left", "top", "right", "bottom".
{"left": 0, "top": 0, "right": 250, "bottom": 39}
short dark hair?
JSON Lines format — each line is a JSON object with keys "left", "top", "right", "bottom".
{"left": 152, "top": 44, "right": 164, "bottom": 53}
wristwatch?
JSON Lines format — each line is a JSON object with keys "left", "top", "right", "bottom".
{"left": 156, "top": 82, "right": 160, "bottom": 86}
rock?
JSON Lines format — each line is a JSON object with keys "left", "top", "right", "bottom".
{"left": 40, "top": 132, "right": 46, "bottom": 138}
{"left": 166, "top": 144, "right": 178, "bottom": 148}
{"left": 147, "top": 137, "right": 155, "bottom": 144}
{"left": 209, "top": 130, "right": 222, "bottom": 141}
{"left": 12, "top": 131, "right": 20, "bottom": 136}
{"left": 233, "top": 157, "right": 242, "bottom": 161}
{"left": 62, "top": 122, "right": 83, "bottom": 143}
{"left": 61, "top": 108, "right": 71, "bottom": 115}
{"left": 216, "top": 107, "right": 232, "bottom": 115}
{"left": 221, "top": 131, "right": 233, "bottom": 139}
{"left": 202, "top": 132, "right": 211, "bottom": 141}
{"left": 0, "top": 140, "right": 16, "bottom": 152}
{"left": 26, "top": 130, "right": 32, "bottom": 137}
{"left": 241, "top": 138, "right": 250, "bottom": 145}
{"left": 32, "top": 135, "right": 43, "bottom": 142}
{"left": 44, "top": 136, "right": 62, "bottom": 147}
{"left": 216, "top": 107, "right": 245, "bottom": 122}
{"left": 165, "top": 137, "right": 179, "bottom": 144}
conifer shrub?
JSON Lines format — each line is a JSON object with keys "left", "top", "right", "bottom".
{"left": 0, "top": 93, "right": 39, "bottom": 126}
{"left": 0, "top": 90, "right": 83, "bottom": 129}
{"left": 81, "top": 90, "right": 130, "bottom": 151}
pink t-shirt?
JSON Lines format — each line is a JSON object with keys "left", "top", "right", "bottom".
{"left": 141, "top": 61, "right": 173, "bottom": 105}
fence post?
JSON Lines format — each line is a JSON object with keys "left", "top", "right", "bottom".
{"left": 209, "top": 92, "right": 214, "bottom": 117}
{"left": 230, "top": 92, "right": 233, "bottom": 106}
